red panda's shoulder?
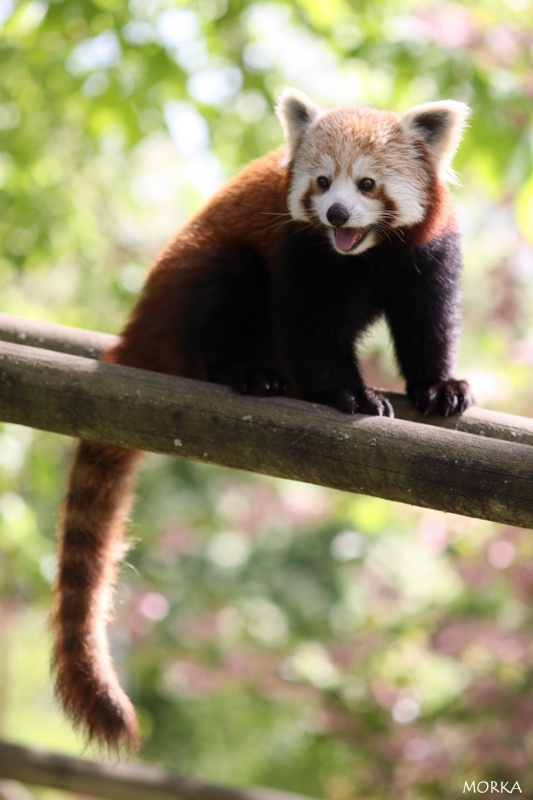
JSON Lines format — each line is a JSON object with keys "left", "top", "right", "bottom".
{"left": 172, "top": 147, "right": 291, "bottom": 265}
{"left": 203, "top": 146, "right": 290, "bottom": 222}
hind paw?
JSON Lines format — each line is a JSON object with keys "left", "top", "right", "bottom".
{"left": 207, "top": 364, "right": 285, "bottom": 397}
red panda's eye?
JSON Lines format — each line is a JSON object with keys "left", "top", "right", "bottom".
{"left": 316, "top": 176, "right": 330, "bottom": 191}
{"left": 358, "top": 177, "right": 376, "bottom": 193}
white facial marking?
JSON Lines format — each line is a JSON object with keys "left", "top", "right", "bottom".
{"left": 280, "top": 96, "right": 451, "bottom": 256}
{"left": 287, "top": 167, "right": 313, "bottom": 221}
{"left": 385, "top": 173, "right": 425, "bottom": 227}
{"left": 318, "top": 153, "right": 335, "bottom": 175}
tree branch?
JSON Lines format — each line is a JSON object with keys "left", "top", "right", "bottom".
{"left": 0, "top": 742, "right": 316, "bottom": 800}
{"left": 1, "top": 313, "right": 531, "bottom": 446}
{"left": 0, "top": 317, "right": 532, "bottom": 527}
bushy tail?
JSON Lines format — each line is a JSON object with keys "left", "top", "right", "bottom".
{"left": 51, "top": 440, "right": 142, "bottom": 753}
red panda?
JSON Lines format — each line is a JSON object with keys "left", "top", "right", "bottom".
{"left": 52, "top": 89, "right": 473, "bottom": 752}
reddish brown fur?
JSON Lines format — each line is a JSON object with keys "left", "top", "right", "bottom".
{"left": 53, "top": 103, "right": 462, "bottom": 753}
{"left": 52, "top": 441, "right": 142, "bottom": 752}
{"left": 106, "top": 149, "right": 289, "bottom": 375}
{"left": 403, "top": 142, "right": 457, "bottom": 247}
{"left": 53, "top": 150, "right": 293, "bottom": 753}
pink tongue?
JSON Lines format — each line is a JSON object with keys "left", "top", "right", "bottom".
{"left": 335, "top": 227, "right": 363, "bottom": 252}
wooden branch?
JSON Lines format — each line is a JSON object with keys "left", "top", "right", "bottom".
{"left": 0, "top": 330, "right": 533, "bottom": 527}
{"left": 0, "top": 312, "right": 115, "bottom": 359}
{"left": 1, "top": 312, "right": 531, "bottom": 447}
{"left": 0, "top": 742, "right": 316, "bottom": 800}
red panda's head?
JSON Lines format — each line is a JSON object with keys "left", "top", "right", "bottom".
{"left": 277, "top": 89, "right": 469, "bottom": 256}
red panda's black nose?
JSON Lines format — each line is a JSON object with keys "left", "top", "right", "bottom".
{"left": 326, "top": 204, "right": 350, "bottom": 227}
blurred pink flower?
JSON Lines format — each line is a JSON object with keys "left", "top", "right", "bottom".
{"left": 415, "top": 5, "right": 476, "bottom": 49}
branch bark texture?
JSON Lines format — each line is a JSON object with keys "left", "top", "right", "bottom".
{"left": 0, "top": 317, "right": 533, "bottom": 526}
{"left": 0, "top": 742, "right": 316, "bottom": 800}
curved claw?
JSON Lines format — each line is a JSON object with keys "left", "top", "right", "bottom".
{"left": 411, "top": 379, "right": 474, "bottom": 417}
{"left": 355, "top": 388, "right": 394, "bottom": 417}
{"left": 305, "top": 386, "right": 395, "bottom": 417}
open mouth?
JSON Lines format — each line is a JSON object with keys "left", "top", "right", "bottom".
{"left": 333, "top": 226, "right": 369, "bottom": 253}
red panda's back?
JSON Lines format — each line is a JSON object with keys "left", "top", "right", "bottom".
{"left": 106, "top": 148, "right": 290, "bottom": 376}
{"left": 161, "top": 147, "right": 291, "bottom": 272}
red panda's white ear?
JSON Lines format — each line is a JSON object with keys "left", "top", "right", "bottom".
{"left": 401, "top": 101, "right": 470, "bottom": 183}
{"left": 277, "top": 88, "right": 322, "bottom": 159}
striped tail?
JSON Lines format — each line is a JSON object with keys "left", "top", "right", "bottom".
{"left": 51, "top": 440, "right": 142, "bottom": 753}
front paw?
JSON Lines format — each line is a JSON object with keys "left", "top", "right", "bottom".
{"left": 307, "top": 387, "right": 394, "bottom": 417}
{"left": 410, "top": 379, "right": 474, "bottom": 417}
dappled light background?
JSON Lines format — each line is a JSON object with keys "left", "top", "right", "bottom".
{"left": 1, "top": 1, "right": 532, "bottom": 797}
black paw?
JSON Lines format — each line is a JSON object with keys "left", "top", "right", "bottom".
{"left": 355, "top": 388, "right": 395, "bottom": 417}
{"left": 307, "top": 387, "right": 394, "bottom": 417}
{"left": 207, "top": 364, "right": 286, "bottom": 397}
{"left": 410, "top": 379, "right": 474, "bottom": 417}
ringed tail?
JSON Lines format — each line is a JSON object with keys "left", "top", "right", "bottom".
{"left": 51, "top": 439, "right": 142, "bottom": 753}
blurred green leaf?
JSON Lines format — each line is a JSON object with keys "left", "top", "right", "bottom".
{"left": 1, "top": 1, "right": 533, "bottom": 796}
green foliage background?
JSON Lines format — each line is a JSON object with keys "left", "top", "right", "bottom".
{"left": 1, "top": 1, "right": 533, "bottom": 797}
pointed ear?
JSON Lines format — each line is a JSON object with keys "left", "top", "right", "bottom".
{"left": 276, "top": 88, "right": 322, "bottom": 158}
{"left": 401, "top": 101, "right": 470, "bottom": 183}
